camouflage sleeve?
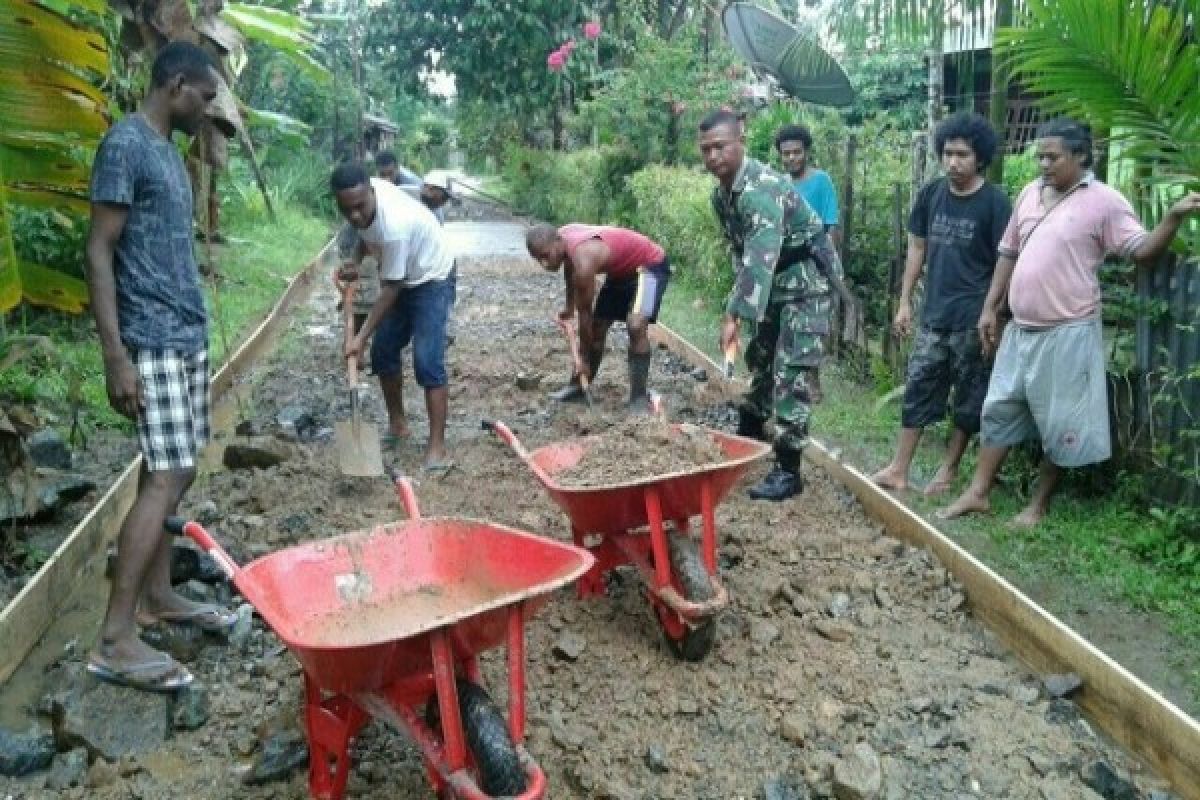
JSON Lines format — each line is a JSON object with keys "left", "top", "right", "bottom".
{"left": 810, "top": 229, "right": 845, "bottom": 283}
{"left": 726, "top": 190, "right": 785, "bottom": 322}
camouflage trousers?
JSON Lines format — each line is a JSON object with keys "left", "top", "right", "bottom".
{"left": 741, "top": 290, "right": 832, "bottom": 455}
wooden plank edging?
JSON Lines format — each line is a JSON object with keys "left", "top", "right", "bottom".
{"left": 649, "top": 322, "right": 1200, "bottom": 800}
{"left": 0, "top": 237, "right": 336, "bottom": 685}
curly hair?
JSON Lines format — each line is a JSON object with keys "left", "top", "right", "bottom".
{"left": 774, "top": 124, "right": 813, "bottom": 152}
{"left": 933, "top": 111, "right": 999, "bottom": 171}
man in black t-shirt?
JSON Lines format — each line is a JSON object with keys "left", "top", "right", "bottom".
{"left": 872, "top": 112, "right": 1012, "bottom": 495}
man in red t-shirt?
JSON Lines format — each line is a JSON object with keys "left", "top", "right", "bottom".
{"left": 526, "top": 223, "right": 672, "bottom": 410}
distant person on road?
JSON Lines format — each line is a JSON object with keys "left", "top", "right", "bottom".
{"left": 401, "top": 170, "right": 456, "bottom": 225}
{"left": 871, "top": 112, "right": 1011, "bottom": 496}
{"left": 526, "top": 223, "right": 671, "bottom": 411}
{"left": 374, "top": 150, "right": 422, "bottom": 188}
{"left": 85, "top": 41, "right": 234, "bottom": 692}
{"left": 776, "top": 124, "right": 846, "bottom": 404}
{"left": 332, "top": 162, "right": 457, "bottom": 471}
{"left": 939, "top": 117, "right": 1200, "bottom": 527}
{"left": 700, "top": 109, "right": 846, "bottom": 502}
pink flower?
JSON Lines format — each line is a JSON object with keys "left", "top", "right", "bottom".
{"left": 583, "top": 21, "right": 601, "bottom": 39}
{"left": 547, "top": 50, "right": 566, "bottom": 71}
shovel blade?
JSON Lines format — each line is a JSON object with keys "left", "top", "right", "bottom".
{"left": 335, "top": 419, "right": 384, "bottom": 476}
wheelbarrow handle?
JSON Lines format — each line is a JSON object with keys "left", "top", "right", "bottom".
{"left": 386, "top": 469, "right": 422, "bottom": 520}
{"left": 481, "top": 419, "right": 532, "bottom": 460}
{"left": 164, "top": 516, "right": 240, "bottom": 580}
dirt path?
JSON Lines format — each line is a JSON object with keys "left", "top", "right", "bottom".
{"left": 0, "top": 221, "right": 1174, "bottom": 799}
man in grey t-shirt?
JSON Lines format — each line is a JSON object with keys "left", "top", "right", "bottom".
{"left": 85, "top": 42, "right": 233, "bottom": 692}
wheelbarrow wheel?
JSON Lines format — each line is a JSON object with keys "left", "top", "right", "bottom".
{"left": 661, "top": 534, "right": 717, "bottom": 662}
{"left": 425, "top": 680, "right": 528, "bottom": 797}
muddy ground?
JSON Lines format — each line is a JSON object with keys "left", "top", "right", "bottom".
{"left": 0, "top": 222, "right": 1177, "bottom": 799}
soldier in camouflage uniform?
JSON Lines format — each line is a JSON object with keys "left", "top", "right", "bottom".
{"left": 699, "top": 109, "right": 845, "bottom": 501}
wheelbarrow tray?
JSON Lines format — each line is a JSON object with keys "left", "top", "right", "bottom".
{"left": 232, "top": 519, "right": 593, "bottom": 693}
{"left": 522, "top": 425, "right": 771, "bottom": 535}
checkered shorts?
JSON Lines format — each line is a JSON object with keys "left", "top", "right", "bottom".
{"left": 134, "top": 349, "right": 211, "bottom": 472}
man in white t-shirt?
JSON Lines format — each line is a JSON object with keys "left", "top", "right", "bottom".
{"left": 332, "top": 162, "right": 457, "bottom": 471}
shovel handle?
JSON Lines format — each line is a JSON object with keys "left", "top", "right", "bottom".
{"left": 556, "top": 316, "right": 586, "bottom": 377}
{"left": 164, "top": 517, "right": 240, "bottom": 580}
{"left": 347, "top": 354, "right": 359, "bottom": 388}
{"left": 722, "top": 340, "right": 738, "bottom": 380}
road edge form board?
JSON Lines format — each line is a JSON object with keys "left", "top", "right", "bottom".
{"left": 648, "top": 322, "right": 1200, "bottom": 800}
{"left": 0, "top": 236, "right": 336, "bottom": 686}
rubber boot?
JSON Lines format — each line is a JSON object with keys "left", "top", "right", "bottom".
{"left": 747, "top": 447, "right": 803, "bottom": 501}
{"left": 736, "top": 409, "right": 767, "bottom": 441}
{"left": 626, "top": 352, "right": 652, "bottom": 411}
{"left": 549, "top": 347, "right": 604, "bottom": 403}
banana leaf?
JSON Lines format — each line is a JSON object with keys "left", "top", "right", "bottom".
{"left": 222, "top": 3, "right": 329, "bottom": 84}
{"left": 0, "top": 0, "right": 110, "bottom": 314}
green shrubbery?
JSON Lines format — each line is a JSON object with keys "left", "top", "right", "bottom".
{"left": 501, "top": 145, "right": 642, "bottom": 224}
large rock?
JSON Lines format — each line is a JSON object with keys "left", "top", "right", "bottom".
{"left": 44, "top": 748, "right": 89, "bottom": 791}
{"left": 52, "top": 672, "right": 170, "bottom": 761}
{"left": 833, "top": 743, "right": 883, "bottom": 800}
{"left": 243, "top": 729, "right": 308, "bottom": 786}
{"left": 27, "top": 428, "right": 71, "bottom": 469}
{"left": 0, "top": 725, "right": 56, "bottom": 776}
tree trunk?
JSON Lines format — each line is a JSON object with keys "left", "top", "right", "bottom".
{"left": 986, "top": 0, "right": 1014, "bottom": 185}
{"left": 926, "top": 6, "right": 946, "bottom": 175}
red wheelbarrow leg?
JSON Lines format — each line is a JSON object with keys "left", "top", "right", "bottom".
{"left": 506, "top": 603, "right": 527, "bottom": 743}
{"left": 644, "top": 485, "right": 672, "bottom": 590}
{"left": 304, "top": 674, "right": 368, "bottom": 800}
{"left": 430, "top": 628, "right": 469, "bottom": 773}
{"left": 701, "top": 476, "right": 718, "bottom": 574}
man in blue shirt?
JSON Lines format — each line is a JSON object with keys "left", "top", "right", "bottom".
{"left": 776, "top": 124, "right": 843, "bottom": 403}
{"left": 776, "top": 125, "right": 841, "bottom": 249}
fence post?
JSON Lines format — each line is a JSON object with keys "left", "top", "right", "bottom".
{"left": 882, "top": 183, "right": 904, "bottom": 372}
{"left": 840, "top": 133, "right": 857, "bottom": 263}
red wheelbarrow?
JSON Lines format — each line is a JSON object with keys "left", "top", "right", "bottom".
{"left": 166, "top": 477, "right": 593, "bottom": 800}
{"left": 484, "top": 420, "right": 771, "bottom": 661}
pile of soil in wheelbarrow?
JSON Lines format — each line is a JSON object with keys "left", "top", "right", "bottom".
{"left": 554, "top": 416, "right": 727, "bottom": 487}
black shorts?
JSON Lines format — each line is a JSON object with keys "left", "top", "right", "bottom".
{"left": 594, "top": 257, "right": 671, "bottom": 323}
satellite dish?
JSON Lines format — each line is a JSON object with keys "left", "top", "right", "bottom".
{"left": 722, "top": 2, "right": 857, "bottom": 108}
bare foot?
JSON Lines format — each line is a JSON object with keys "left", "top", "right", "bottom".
{"left": 1009, "top": 505, "right": 1047, "bottom": 529}
{"left": 922, "top": 465, "right": 957, "bottom": 497}
{"left": 388, "top": 422, "right": 411, "bottom": 438}
{"left": 936, "top": 488, "right": 990, "bottom": 520}
{"left": 870, "top": 465, "right": 909, "bottom": 491}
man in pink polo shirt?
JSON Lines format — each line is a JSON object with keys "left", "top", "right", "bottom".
{"left": 940, "top": 118, "right": 1200, "bottom": 526}
{"left": 526, "top": 223, "right": 671, "bottom": 410}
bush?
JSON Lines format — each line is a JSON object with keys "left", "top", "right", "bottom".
{"left": 501, "top": 145, "right": 642, "bottom": 224}
{"left": 626, "top": 165, "right": 730, "bottom": 302}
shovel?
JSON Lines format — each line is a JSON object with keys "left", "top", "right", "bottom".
{"left": 556, "top": 316, "right": 594, "bottom": 409}
{"left": 333, "top": 271, "right": 384, "bottom": 477}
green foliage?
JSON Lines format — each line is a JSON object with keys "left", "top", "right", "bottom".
{"left": 999, "top": 0, "right": 1200, "bottom": 253}
{"left": 627, "top": 165, "right": 729, "bottom": 297}
{"left": 840, "top": 45, "right": 928, "bottom": 129}
{"left": 577, "top": 25, "right": 741, "bottom": 166}
{"left": 1001, "top": 143, "right": 1039, "bottom": 198}
{"left": 9, "top": 207, "right": 87, "bottom": 281}
{"left": 501, "top": 145, "right": 641, "bottom": 225}
{"left": 365, "top": 1, "right": 590, "bottom": 131}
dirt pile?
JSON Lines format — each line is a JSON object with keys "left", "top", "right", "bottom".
{"left": 554, "top": 416, "right": 727, "bottom": 487}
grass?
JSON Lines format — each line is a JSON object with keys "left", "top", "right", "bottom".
{"left": 659, "top": 280, "right": 1200, "bottom": 705}
{"left": 0, "top": 198, "right": 333, "bottom": 437}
